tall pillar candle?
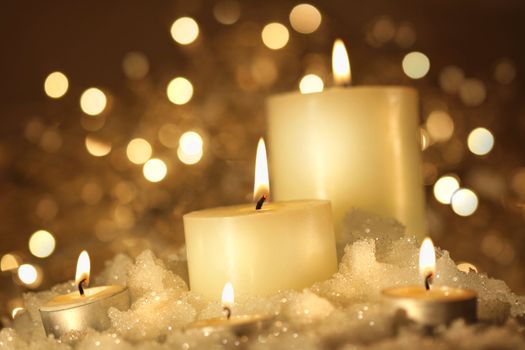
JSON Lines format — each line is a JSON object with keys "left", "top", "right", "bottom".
{"left": 266, "top": 40, "right": 426, "bottom": 238}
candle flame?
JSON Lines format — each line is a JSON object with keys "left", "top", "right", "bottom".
{"left": 75, "top": 250, "right": 90, "bottom": 287}
{"left": 332, "top": 39, "right": 351, "bottom": 86}
{"left": 253, "top": 138, "right": 270, "bottom": 201}
{"left": 419, "top": 237, "right": 436, "bottom": 279}
{"left": 221, "top": 281, "right": 234, "bottom": 308}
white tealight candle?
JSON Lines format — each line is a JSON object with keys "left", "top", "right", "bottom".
{"left": 185, "top": 282, "right": 274, "bottom": 336}
{"left": 267, "top": 39, "right": 427, "bottom": 238}
{"left": 39, "top": 251, "right": 130, "bottom": 338}
{"left": 382, "top": 238, "right": 477, "bottom": 326}
{"left": 183, "top": 139, "right": 338, "bottom": 300}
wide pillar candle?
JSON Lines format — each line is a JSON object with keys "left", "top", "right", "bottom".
{"left": 267, "top": 86, "right": 426, "bottom": 238}
{"left": 183, "top": 200, "right": 337, "bottom": 300}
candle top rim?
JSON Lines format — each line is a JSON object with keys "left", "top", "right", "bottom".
{"left": 39, "top": 285, "right": 127, "bottom": 311}
{"left": 183, "top": 199, "right": 330, "bottom": 219}
{"left": 382, "top": 285, "right": 477, "bottom": 301}
{"left": 267, "top": 85, "right": 417, "bottom": 101}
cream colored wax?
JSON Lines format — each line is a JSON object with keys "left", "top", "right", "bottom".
{"left": 183, "top": 200, "right": 337, "bottom": 300}
{"left": 266, "top": 86, "right": 427, "bottom": 238}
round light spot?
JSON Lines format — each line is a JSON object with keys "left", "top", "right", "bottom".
{"left": 44, "top": 72, "right": 69, "bottom": 98}
{"left": 158, "top": 123, "right": 180, "bottom": 148}
{"left": 251, "top": 57, "right": 278, "bottom": 87}
{"left": 40, "top": 129, "right": 62, "bottom": 153}
{"left": 439, "top": 65, "right": 465, "bottom": 94}
{"left": 511, "top": 168, "right": 525, "bottom": 199}
{"left": 494, "top": 59, "right": 516, "bottom": 85}
{"left": 143, "top": 158, "right": 167, "bottom": 182}
{"left": 85, "top": 135, "right": 112, "bottom": 157}
{"left": 459, "top": 79, "right": 486, "bottom": 107}
{"left": 178, "top": 131, "right": 204, "bottom": 165}
{"left": 402, "top": 51, "right": 430, "bottom": 79}
{"left": 213, "top": 0, "right": 241, "bottom": 25}
{"left": 126, "top": 138, "right": 152, "bottom": 164}
{"left": 299, "top": 74, "right": 324, "bottom": 94}
{"left": 433, "top": 175, "right": 460, "bottom": 204}
{"left": 289, "top": 4, "right": 322, "bottom": 34}
{"left": 426, "top": 111, "right": 454, "bottom": 142}
{"left": 178, "top": 147, "right": 203, "bottom": 165}
{"left": 467, "top": 127, "right": 494, "bottom": 156}
{"left": 82, "top": 182, "right": 103, "bottom": 205}
{"left": 395, "top": 22, "right": 416, "bottom": 48}
{"left": 170, "top": 17, "right": 199, "bottom": 45}
{"left": 451, "top": 188, "right": 478, "bottom": 216}
{"left": 167, "top": 77, "right": 193, "bottom": 105}
{"left": 372, "top": 16, "right": 396, "bottom": 44}
{"left": 122, "top": 51, "right": 149, "bottom": 80}
{"left": 18, "top": 264, "right": 38, "bottom": 285}
{"left": 1, "top": 254, "right": 20, "bottom": 272}
{"left": 28, "top": 230, "right": 56, "bottom": 258}
{"left": 36, "top": 197, "right": 58, "bottom": 221}
{"left": 80, "top": 88, "right": 107, "bottom": 116}
{"left": 261, "top": 23, "right": 289, "bottom": 50}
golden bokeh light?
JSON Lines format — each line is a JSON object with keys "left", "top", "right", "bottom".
{"left": 178, "top": 131, "right": 204, "bottom": 165}
{"left": 40, "top": 128, "right": 63, "bottom": 153}
{"left": 1, "top": 254, "right": 20, "bottom": 272}
{"left": 494, "top": 59, "right": 516, "bottom": 85}
{"left": 439, "top": 65, "right": 465, "bottom": 94}
{"left": 44, "top": 71, "right": 69, "bottom": 99}
{"left": 122, "top": 51, "right": 149, "bottom": 80}
{"left": 451, "top": 188, "right": 479, "bottom": 217}
{"left": 36, "top": 197, "right": 59, "bottom": 221}
{"left": 82, "top": 182, "right": 104, "bottom": 205}
{"left": 299, "top": 74, "right": 324, "bottom": 94}
{"left": 170, "top": 17, "right": 199, "bottom": 45}
{"left": 467, "top": 127, "right": 494, "bottom": 156}
{"left": 251, "top": 56, "right": 278, "bottom": 87}
{"left": 426, "top": 110, "right": 454, "bottom": 142}
{"left": 143, "top": 158, "right": 168, "bottom": 182}
{"left": 459, "top": 79, "right": 486, "bottom": 107}
{"left": 395, "top": 23, "right": 416, "bottom": 48}
{"left": 433, "top": 175, "right": 460, "bottom": 204}
{"left": 18, "top": 264, "right": 39, "bottom": 286}
{"left": 126, "top": 138, "right": 152, "bottom": 164}
{"left": 261, "top": 22, "right": 289, "bottom": 50}
{"left": 28, "top": 230, "right": 56, "bottom": 258}
{"left": 80, "top": 88, "right": 107, "bottom": 116}
{"left": 402, "top": 51, "right": 430, "bottom": 79}
{"left": 177, "top": 147, "right": 203, "bottom": 165}
{"left": 213, "top": 0, "right": 241, "bottom": 25}
{"left": 167, "top": 77, "right": 194, "bottom": 105}
{"left": 85, "top": 135, "right": 112, "bottom": 157}
{"left": 289, "top": 3, "right": 322, "bottom": 34}
{"left": 372, "top": 16, "right": 396, "bottom": 44}
{"left": 158, "top": 123, "right": 180, "bottom": 148}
